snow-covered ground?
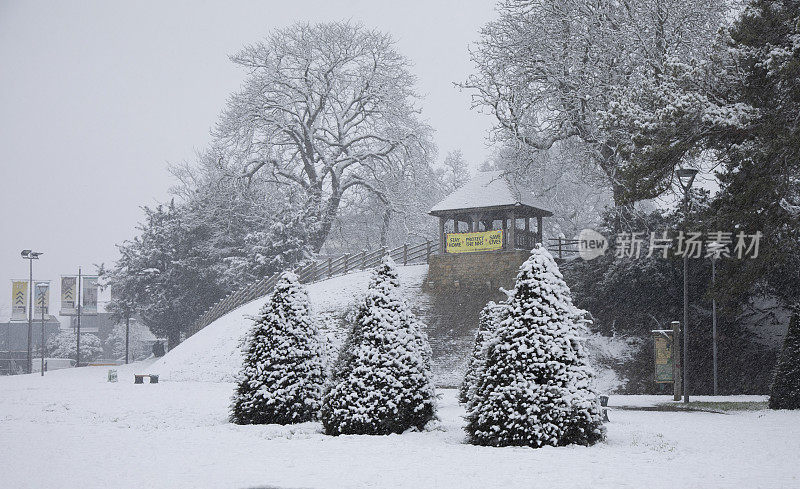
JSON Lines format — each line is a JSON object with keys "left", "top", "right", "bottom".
{"left": 2, "top": 363, "right": 799, "bottom": 489}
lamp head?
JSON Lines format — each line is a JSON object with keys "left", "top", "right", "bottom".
{"left": 21, "top": 249, "right": 31, "bottom": 258}
{"left": 29, "top": 251, "right": 43, "bottom": 259}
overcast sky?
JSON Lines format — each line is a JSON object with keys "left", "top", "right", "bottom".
{"left": 0, "top": 0, "right": 498, "bottom": 321}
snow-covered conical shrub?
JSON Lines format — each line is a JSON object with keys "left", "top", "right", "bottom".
{"left": 770, "top": 314, "right": 800, "bottom": 410}
{"left": 321, "top": 256, "right": 436, "bottom": 435}
{"left": 465, "top": 245, "right": 605, "bottom": 447}
{"left": 459, "top": 301, "right": 507, "bottom": 404}
{"left": 230, "top": 271, "right": 325, "bottom": 425}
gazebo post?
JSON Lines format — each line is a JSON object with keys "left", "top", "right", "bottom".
{"left": 508, "top": 210, "right": 516, "bottom": 250}
{"left": 536, "top": 215, "right": 543, "bottom": 244}
{"left": 439, "top": 217, "right": 446, "bottom": 254}
{"left": 471, "top": 213, "right": 479, "bottom": 232}
{"left": 524, "top": 217, "right": 531, "bottom": 249}
{"left": 501, "top": 216, "right": 508, "bottom": 250}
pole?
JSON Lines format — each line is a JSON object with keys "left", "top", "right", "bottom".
{"left": 76, "top": 267, "right": 82, "bottom": 367}
{"left": 27, "top": 258, "right": 33, "bottom": 374}
{"left": 683, "top": 196, "right": 690, "bottom": 403}
{"left": 671, "top": 321, "right": 682, "bottom": 401}
{"left": 712, "top": 258, "right": 718, "bottom": 396}
{"left": 125, "top": 316, "right": 130, "bottom": 365}
{"left": 40, "top": 289, "right": 46, "bottom": 376}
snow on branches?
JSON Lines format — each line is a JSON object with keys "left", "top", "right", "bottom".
{"left": 321, "top": 257, "right": 435, "bottom": 435}
{"left": 47, "top": 330, "right": 103, "bottom": 362}
{"left": 465, "top": 245, "right": 605, "bottom": 448}
{"left": 459, "top": 301, "right": 507, "bottom": 404}
{"left": 230, "top": 272, "right": 325, "bottom": 425}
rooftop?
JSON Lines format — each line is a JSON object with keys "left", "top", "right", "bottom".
{"left": 429, "top": 171, "right": 552, "bottom": 217}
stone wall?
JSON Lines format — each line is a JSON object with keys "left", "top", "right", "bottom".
{"left": 423, "top": 250, "right": 529, "bottom": 293}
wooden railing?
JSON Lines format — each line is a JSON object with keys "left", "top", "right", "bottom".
{"left": 547, "top": 237, "right": 580, "bottom": 259}
{"left": 513, "top": 229, "right": 539, "bottom": 250}
{"left": 187, "top": 240, "right": 439, "bottom": 337}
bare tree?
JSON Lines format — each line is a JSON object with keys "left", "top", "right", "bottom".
{"left": 441, "top": 149, "right": 470, "bottom": 192}
{"left": 462, "top": 0, "right": 730, "bottom": 205}
{"left": 213, "top": 21, "right": 431, "bottom": 251}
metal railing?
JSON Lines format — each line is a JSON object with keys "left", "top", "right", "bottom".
{"left": 187, "top": 240, "right": 440, "bottom": 337}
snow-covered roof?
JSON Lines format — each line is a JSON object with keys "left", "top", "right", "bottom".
{"left": 429, "top": 171, "right": 552, "bottom": 216}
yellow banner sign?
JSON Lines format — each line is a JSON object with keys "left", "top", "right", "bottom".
{"left": 11, "top": 280, "right": 28, "bottom": 321}
{"left": 446, "top": 229, "right": 503, "bottom": 253}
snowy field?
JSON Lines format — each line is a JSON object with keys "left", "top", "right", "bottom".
{"left": 2, "top": 363, "right": 799, "bottom": 489}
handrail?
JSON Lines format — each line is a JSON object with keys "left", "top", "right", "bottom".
{"left": 187, "top": 239, "right": 439, "bottom": 337}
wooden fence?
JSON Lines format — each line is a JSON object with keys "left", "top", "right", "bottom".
{"left": 187, "top": 240, "right": 440, "bottom": 337}
{"left": 548, "top": 237, "right": 580, "bottom": 259}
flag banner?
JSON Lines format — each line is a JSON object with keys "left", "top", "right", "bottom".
{"left": 34, "top": 281, "right": 50, "bottom": 318}
{"left": 82, "top": 276, "right": 99, "bottom": 315}
{"left": 60, "top": 276, "right": 77, "bottom": 316}
{"left": 446, "top": 229, "right": 503, "bottom": 253}
{"left": 11, "top": 280, "right": 28, "bottom": 321}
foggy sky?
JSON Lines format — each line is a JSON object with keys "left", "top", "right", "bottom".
{"left": 0, "top": 0, "right": 497, "bottom": 321}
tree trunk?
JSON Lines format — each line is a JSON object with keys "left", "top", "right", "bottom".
{"left": 308, "top": 191, "right": 343, "bottom": 253}
{"left": 168, "top": 328, "right": 181, "bottom": 352}
{"left": 380, "top": 207, "right": 391, "bottom": 248}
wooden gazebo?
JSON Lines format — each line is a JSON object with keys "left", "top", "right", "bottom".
{"left": 429, "top": 171, "right": 552, "bottom": 254}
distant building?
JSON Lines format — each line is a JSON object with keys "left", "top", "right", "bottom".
{"left": 0, "top": 316, "right": 62, "bottom": 375}
{"left": 67, "top": 312, "right": 117, "bottom": 343}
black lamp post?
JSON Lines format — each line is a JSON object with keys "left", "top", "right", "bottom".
{"left": 676, "top": 168, "right": 698, "bottom": 403}
{"left": 36, "top": 282, "right": 49, "bottom": 376}
{"left": 20, "top": 249, "right": 43, "bottom": 374}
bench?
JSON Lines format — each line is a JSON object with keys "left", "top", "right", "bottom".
{"left": 134, "top": 374, "right": 159, "bottom": 384}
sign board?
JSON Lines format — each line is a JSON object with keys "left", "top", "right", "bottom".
{"left": 653, "top": 332, "right": 674, "bottom": 383}
{"left": 446, "top": 229, "right": 503, "bottom": 253}
{"left": 33, "top": 281, "right": 50, "bottom": 318}
{"left": 60, "top": 276, "right": 77, "bottom": 316}
{"left": 11, "top": 280, "right": 28, "bottom": 321}
{"left": 82, "top": 276, "right": 99, "bottom": 315}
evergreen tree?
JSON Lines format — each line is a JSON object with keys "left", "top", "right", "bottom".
{"left": 770, "top": 314, "right": 800, "bottom": 409}
{"left": 101, "top": 201, "right": 224, "bottom": 349}
{"left": 230, "top": 272, "right": 325, "bottom": 425}
{"left": 466, "top": 245, "right": 605, "bottom": 447}
{"left": 459, "top": 301, "right": 506, "bottom": 404}
{"left": 321, "top": 257, "right": 436, "bottom": 435}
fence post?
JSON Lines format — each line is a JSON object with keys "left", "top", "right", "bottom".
{"left": 403, "top": 243, "right": 408, "bottom": 265}
{"left": 558, "top": 238, "right": 563, "bottom": 260}
{"left": 343, "top": 253, "right": 349, "bottom": 273}
{"left": 361, "top": 249, "right": 367, "bottom": 269}
{"left": 426, "top": 240, "right": 431, "bottom": 262}
{"left": 328, "top": 257, "right": 332, "bottom": 278}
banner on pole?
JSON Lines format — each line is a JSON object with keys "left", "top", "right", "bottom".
{"left": 60, "top": 276, "right": 77, "bottom": 316}
{"left": 653, "top": 332, "right": 675, "bottom": 383}
{"left": 34, "top": 281, "right": 50, "bottom": 318}
{"left": 446, "top": 229, "right": 503, "bottom": 253}
{"left": 82, "top": 276, "right": 99, "bottom": 315}
{"left": 11, "top": 280, "right": 28, "bottom": 321}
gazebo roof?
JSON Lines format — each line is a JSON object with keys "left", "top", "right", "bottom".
{"left": 429, "top": 171, "right": 553, "bottom": 218}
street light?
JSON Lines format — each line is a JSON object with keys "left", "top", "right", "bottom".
{"left": 676, "top": 168, "right": 698, "bottom": 403}
{"left": 20, "top": 249, "right": 43, "bottom": 374}
{"left": 36, "top": 282, "right": 49, "bottom": 376}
